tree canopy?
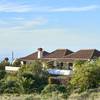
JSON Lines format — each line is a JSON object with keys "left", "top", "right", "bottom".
{"left": 70, "top": 59, "right": 100, "bottom": 93}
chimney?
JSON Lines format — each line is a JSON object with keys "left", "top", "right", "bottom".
{"left": 37, "top": 48, "right": 43, "bottom": 59}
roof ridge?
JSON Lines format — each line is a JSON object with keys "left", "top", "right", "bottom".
{"left": 90, "top": 49, "right": 95, "bottom": 59}
{"left": 90, "top": 49, "right": 100, "bottom": 59}
{"left": 63, "top": 49, "right": 67, "bottom": 56}
{"left": 64, "top": 51, "right": 76, "bottom": 58}
{"left": 63, "top": 49, "right": 73, "bottom": 56}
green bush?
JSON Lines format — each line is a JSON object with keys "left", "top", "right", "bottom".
{"left": 0, "top": 70, "right": 6, "bottom": 80}
{"left": 41, "top": 84, "right": 68, "bottom": 99}
{"left": 19, "top": 72, "right": 35, "bottom": 93}
{"left": 18, "top": 60, "right": 43, "bottom": 76}
{"left": 0, "top": 80, "right": 5, "bottom": 94}
{"left": 41, "top": 84, "right": 67, "bottom": 94}
{"left": 4, "top": 80, "right": 23, "bottom": 93}
{"left": 0, "top": 78, "right": 23, "bottom": 94}
{"left": 70, "top": 60, "right": 100, "bottom": 93}
{"left": 0, "top": 58, "right": 10, "bottom": 70}
{"left": 18, "top": 73, "right": 45, "bottom": 93}
{"left": 12, "top": 59, "right": 21, "bottom": 67}
{"left": 17, "top": 61, "right": 49, "bottom": 93}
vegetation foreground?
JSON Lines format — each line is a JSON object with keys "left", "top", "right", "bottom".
{"left": 0, "top": 90, "right": 100, "bottom": 100}
{"left": 0, "top": 58, "right": 100, "bottom": 99}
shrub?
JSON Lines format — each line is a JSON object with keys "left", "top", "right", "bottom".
{"left": 4, "top": 80, "right": 23, "bottom": 93}
{"left": 70, "top": 60, "right": 100, "bottom": 93}
{"left": 17, "top": 61, "right": 49, "bottom": 93}
{"left": 19, "top": 74, "right": 44, "bottom": 93}
{"left": 41, "top": 84, "right": 68, "bottom": 99}
{"left": 0, "top": 80, "right": 5, "bottom": 94}
{"left": 0, "top": 58, "right": 10, "bottom": 70}
{"left": 44, "top": 61, "right": 54, "bottom": 69}
{"left": 0, "top": 70, "right": 6, "bottom": 80}
{"left": 18, "top": 60, "right": 43, "bottom": 76}
{"left": 41, "top": 84, "right": 67, "bottom": 94}
{"left": 12, "top": 59, "right": 21, "bottom": 67}
{"left": 0, "top": 75, "right": 24, "bottom": 94}
{"left": 0, "top": 78, "right": 23, "bottom": 94}
{"left": 19, "top": 72, "right": 35, "bottom": 93}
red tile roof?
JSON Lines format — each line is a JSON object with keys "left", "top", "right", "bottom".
{"left": 20, "top": 49, "right": 100, "bottom": 62}
{"left": 44, "top": 49, "right": 73, "bottom": 58}
{"left": 65, "top": 49, "right": 100, "bottom": 60}
{"left": 20, "top": 51, "right": 49, "bottom": 60}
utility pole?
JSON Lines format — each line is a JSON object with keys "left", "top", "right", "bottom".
{"left": 12, "top": 51, "right": 14, "bottom": 63}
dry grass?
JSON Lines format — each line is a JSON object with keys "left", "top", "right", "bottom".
{"left": 1, "top": 88, "right": 100, "bottom": 100}
{"left": 68, "top": 89, "right": 100, "bottom": 100}
{"left": 0, "top": 93, "right": 66, "bottom": 100}
{"left": 0, "top": 94, "right": 40, "bottom": 100}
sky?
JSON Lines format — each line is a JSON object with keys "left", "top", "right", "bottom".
{"left": 0, "top": 0, "right": 100, "bottom": 61}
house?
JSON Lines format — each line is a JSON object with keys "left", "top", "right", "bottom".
{"left": 19, "top": 48, "right": 74, "bottom": 68}
{"left": 20, "top": 48, "right": 100, "bottom": 68}
{"left": 20, "top": 48, "right": 100, "bottom": 69}
{"left": 19, "top": 48, "right": 74, "bottom": 75}
{"left": 7, "top": 48, "right": 100, "bottom": 75}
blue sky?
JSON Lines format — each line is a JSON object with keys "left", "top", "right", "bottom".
{"left": 0, "top": 0, "right": 100, "bottom": 60}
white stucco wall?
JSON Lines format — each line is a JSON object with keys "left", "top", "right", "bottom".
{"left": 47, "top": 69, "right": 72, "bottom": 76}
{"left": 5, "top": 66, "right": 73, "bottom": 76}
{"left": 5, "top": 66, "right": 20, "bottom": 71}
